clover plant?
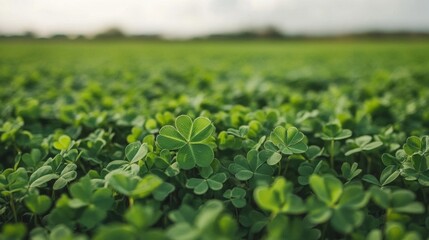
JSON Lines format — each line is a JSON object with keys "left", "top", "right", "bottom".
{"left": 2, "top": 42, "right": 429, "bottom": 239}
{"left": 156, "top": 115, "right": 215, "bottom": 170}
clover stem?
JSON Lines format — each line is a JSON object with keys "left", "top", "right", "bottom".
{"left": 144, "top": 161, "right": 150, "bottom": 171}
{"left": 13, "top": 144, "right": 22, "bottom": 156}
{"left": 282, "top": 159, "right": 290, "bottom": 176}
{"left": 330, "top": 140, "right": 335, "bottom": 168}
{"left": 321, "top": 222, "right": 328, "bottom": 239}
{"left": 128, "top": 197, "right": 134, "bottom": 207}
{"left": 366, "top": 154, "right": 372, "bottom": 173}
{"left": 163, "top": 215, "right": 168, "bottom": 226}
{"left": 278, "top": 160, "right": 282, "bottom": 176}
{"left": 10, "top": 195, "right": 17, "bottom": 222}
{"left": 386, "top": 208, "right": 393, "bottom": 222}
{"left": 422, "top": 188, "right": 428, "bottom": 204}
{"left": 78, "top": 160, "right": 87, "bottom": 173}
{"left": 175, "top": 176, "right": 186, "bottom": 188}
{"left": 13, "top": 153, "right": 21, "bottom": 171}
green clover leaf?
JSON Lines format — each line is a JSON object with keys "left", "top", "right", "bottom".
{"left": 297, "top": 161, "right": 330, "bottom": 186}
{"left": 0, "top": 168, "right": 28, "bottom": 196}
{"left": 341, "top": 162, "right": 362, "bottom": 182}
{"left": 309, "top": 174, "right": 343, "bottom": 206}
{"left": 24, "top": 194, "right": 52, "bottom": 215}
{"left": 107, "top": 172, "right": 163, "bottom": 199}
{"left": 53, "top": 135, "right": 73, "bottom": 151}
{"left": 228, "top": 149, "right": 274, "bottom": 187}
{"left": 318, "top": 123, "right": 352, "bottom": 167}
{"left": 68, "top": 176, "right": 114, "bottom": 229}
{"left": 53, "top": 163, "right": 77, "bottom": 190}
{"left": 345, "top": 135, "right": 383, "bottom": 156}
{"left": 167, "top": 200, "right": 236, "bottom": 240}
{"left": 254, "top": 177, "right": 306, "bottom": 215}
{"left": 307, "top": 174, "right": 369, "bottom": 234}
{"left": 223, "top": 187, "right": 247, "bottom": 208}
{"left": 125, "top": 203, "right": 162, "bottom": 229}
{"left": 238, "top": 210, "right": 269, "bottom": 234}
{"left": 363, "top": 165, "right": 400, "bottom": 187}
{"left": 28, "top": 165, "right": 59, "bottom": 189}
{"left": 319, "top": 123, "right": 352, "bottom": 141}
{"left": 370, "top": 186, "right": 425, "bottom": 215}
{"left": 157, "top": 115, "right": 215, "bottom": 170}
{"left": 401, "top": 153, "right": 429, "bottom": 186}
{"left": 269, "top": 126, "right": 308, "bottom": 155}
{"left": 125, "top": 142, "right": 148, "bottom": 164}
{"left": 266, "top": 215, "right": 321, "bottom": 240}
{"left": 152, "top": 182, "right": 175, "bottom": 201}
{"left": 403, "top": 136, "right": 429, "bottom": 156}
{"left": 186, "top": 169, "right": 227, "bottom": 195}
{"left": 22, "top": 149, "right": 43, "bottom": 169}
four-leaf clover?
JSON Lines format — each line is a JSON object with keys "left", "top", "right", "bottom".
{"left": 156, "top": 115, "right": 215, "bottom": 170}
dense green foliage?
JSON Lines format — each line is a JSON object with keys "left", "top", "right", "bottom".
{"left": 1, "top": 40, "right": 429, "bottom": 239}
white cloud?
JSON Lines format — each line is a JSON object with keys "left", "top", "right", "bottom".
{"left": 0, "top": 0, "right": 428, "bottom": 37}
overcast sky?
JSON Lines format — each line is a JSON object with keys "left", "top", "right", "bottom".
{"left": 1, "top": 0, "right": 429, "bottom": 37}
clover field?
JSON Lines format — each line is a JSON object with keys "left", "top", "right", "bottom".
{"left": 1, "top": 40, "right": 429, "bottom": 239}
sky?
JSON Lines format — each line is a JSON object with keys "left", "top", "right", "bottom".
{"left": 1, "top": 0, "right": 429, "bottom": 37}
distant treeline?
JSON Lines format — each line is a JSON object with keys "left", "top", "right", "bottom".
{"left": 1, "top": 27, "right": 429, "bottom": 40}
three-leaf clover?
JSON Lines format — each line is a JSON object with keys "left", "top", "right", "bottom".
{"left": 0, "top": 168, "right": 28, "bottom": 197}
{"left": 265, "top": 215, "right": 321, "bottom": 240}
{"left": 53, "top": 163, "right": 77, "bottom": 190}
{"left": 369, "top": 186, "right": 425, "bottom": 216}
{"left": 105, "top": 142, "right": 148, "bottom": 175}
{"left": 53, "top": 135, "right": 73, "bottom": 151}
{"left": 254, "top": 177, "right": 305, "bottom": 216}
{"left": 363, "top": 165, "right": 400, "bottom": 187}
{"left": 68, "top": 176, "right": 114, "bottom": 229}
{"left": 223, "top": 187, "right": 247, "bottom": 208}
{"left": 341, "top": 162, "right": 362, "bottom": 182}
{"left": 319, "top": 123, "right": 352, "bottom": 141}
{"left": 186, "top": 167, "right": 227, "bottom": 195}
{"left": 238, "top": 210, "right": 269, "bottom": 234}
{"left": 125, "top": 203, "right": 162, "bottom": 229}
{"left": 401, "top": 153, "right": 429, "bottom": 186}
{"left": 21, "top": 149, "right": 43, "bottom": 170}
{"left": 297, "top": 160, "right": 330, "bottom": 186}
{"left": 81, "top": 138, "right": 107, "bottom": 165}
{"left": 345, "top": 135, "right": 383, "bottom": 156}
{"left": 319, "top": 123, "right": 352, "bottom": 167}
{"left": 403, "top": 136, "right": 429, "bottom": 156}
{"left": 381, "top": 150, "right": 407, "bottom": 169}
{"left": 24, "top": 194, "right": 52, "bottom": 215}
{"left": 157, "top": 115, "right": 215, "bottom": 170}
{"left": 167, "top": 200, "right": 237, "bottom": 240}
{"left": 106, "top": 172, "right": 163, "bottom": 199}
{"left": 307, "top": 174, "right": 369, "bottom": 234}
{"left": 269, "top": 126, "right": 308, "bottom": 155}
{"left": 228, "top": 149, "right": 274, "bottom": 187}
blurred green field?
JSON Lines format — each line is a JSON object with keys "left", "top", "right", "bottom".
{"left": 1, "top": 40, "right": 429, "bottom": 134}
{"left": 2, "top": 40, "right": 429, "bottom": 76}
